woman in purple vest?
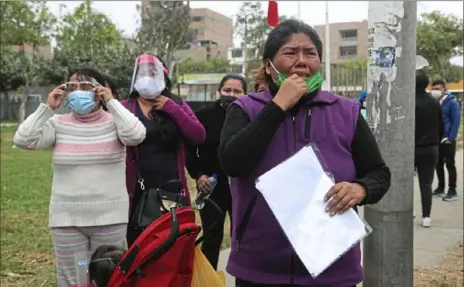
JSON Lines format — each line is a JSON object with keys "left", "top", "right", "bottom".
{"left": 219, "top": 20, "right": 391, "bottom": 287}
{"left": 122, "top": 54, "right": 206, "bottom": 246}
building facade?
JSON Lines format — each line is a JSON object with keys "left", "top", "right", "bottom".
{"left": 313, "top": 20, "right": 368, "bottom": 64}
{"left": 227, "top": 47, "right": 246, "bottom": 74}
{"left": 140, "top": 1, "right": 233, "bottom": 62}
{"left": 188, "top": 8, "right": 233, "bottom": 60}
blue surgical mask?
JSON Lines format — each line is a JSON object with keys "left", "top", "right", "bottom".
{"left": 68, "top": 91, "right": 96, "bottom": 115}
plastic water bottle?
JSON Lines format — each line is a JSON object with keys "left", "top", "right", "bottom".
{"left": 194, "top": 174, "right": 218, "bottom": 210}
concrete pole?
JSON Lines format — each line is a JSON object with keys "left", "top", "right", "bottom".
{"left": 243, "top": 17, "right": 248, "bottom": 78}
{"left": 363, "top": 1, "right": 417, "bottom": 287}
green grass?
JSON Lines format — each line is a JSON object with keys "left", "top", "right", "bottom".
{"left": 0, "top": 120, "right": 18, "bottom": 124}
{"left": 0, "top": 126, "right": 56, "bottom": 286}
{"left": 0, "top": 126, "right": 230, "bottom": 286}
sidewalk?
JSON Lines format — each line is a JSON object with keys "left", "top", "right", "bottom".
{"left": 218, "top": 150, "right": 463, "bottom": 287}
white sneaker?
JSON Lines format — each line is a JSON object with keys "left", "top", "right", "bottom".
{"left": 421, "top": 217, "right": 432, "bottom": 228}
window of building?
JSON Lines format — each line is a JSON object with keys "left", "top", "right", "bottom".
{"left": 339, "top": 46, "right": 358, "bottom": 57}
{"left": 192, "top": 16, "right": 204, "bottom": 22}
{"left": 340, "top": 29, "right": 358, "bottom": 40}
{"left": 231, "top": 48, "right": 243, "bottom": 58}
{"left": 188, "top": 28, "right": 197, "bottom": 43}
{"left": 196, "top": 28, "right": 205, "bottom": 36}
{"left": 232, "top": 64, "right": 243, "bottom": 74}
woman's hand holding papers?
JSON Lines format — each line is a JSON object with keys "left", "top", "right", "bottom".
{"left": 324, "top": 182, "right": 366, "bottom": 216}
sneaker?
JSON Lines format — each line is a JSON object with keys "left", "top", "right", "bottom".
{"left": 432, "top": 188, "right": 445, "bottom": 197}
{"left": 421, "top": 217, "right": 432, "bottom": 228}
{"left": 443, "top": 191, "right": 458, "bottom": 202}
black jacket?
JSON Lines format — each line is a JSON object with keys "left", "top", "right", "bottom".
{"left": 415, "top": 91, "right": 444, "bottom": 147}
{"left": 186, "top": 100, "right": 227, "bottom": 181}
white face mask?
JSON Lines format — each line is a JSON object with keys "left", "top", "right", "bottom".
{"left": 430, "top": 90, "right": 442, "bottom": 99}
{"left": 134, "top": 76, "right": 166, "bottom": 99}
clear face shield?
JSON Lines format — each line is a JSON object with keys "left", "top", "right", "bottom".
{"left": 63, "top": 79, "right": 98, "bottom": 96}
{"left": 130, "top": 54, "right": 167, "bottom": 99}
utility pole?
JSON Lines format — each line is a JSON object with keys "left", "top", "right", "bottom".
{"left": 363, "top": 1, "right": 417, "bottom": 287}
{"left": 242, "top": 17, "right": 248, "bottom": 77}
{"left": 324, "top": 1, "right": 331, "bottom": 90}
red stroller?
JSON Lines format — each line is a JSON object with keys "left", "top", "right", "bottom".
{"left": 106, "top": 185, "right": 223, "bottom": 287}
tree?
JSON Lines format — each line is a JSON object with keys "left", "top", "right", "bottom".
{"left": 16, "top": 54, "right": 48, "bottom": 122}
{"left": 417, "top": 11, "right": 463, "bottom": 82}
{"left": 234, "top": 2, "right": 288, "bottom": 79}
{"left": 178, "top": 58, "right": 231, "bottom": 74}
{"left": 136, "top": 1, "right": 191, "bottom": 71}
{"left": 0, "top": 1, "right": 55, "bottom": 121}
{"left": 0, "top": 1, "right": 56, "bottom": 47}
{"left": 107, "top": 42, "right": 139, "bottom": 98}
{"left": 42, "top": 1, "right": 136, "bottom": 97}
{"left": 53, "top": 1, "right": 124, "bottom": 74}
{"left": 0, "top": 48, "right": 24, "bottom": 94}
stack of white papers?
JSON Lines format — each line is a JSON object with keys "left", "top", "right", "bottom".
{"left": 255, "top": 145, "right": 370, "bottom": 277}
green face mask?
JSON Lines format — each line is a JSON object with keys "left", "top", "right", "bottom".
{"left": 270, "top": 62, "right": 325, "bottom": 93}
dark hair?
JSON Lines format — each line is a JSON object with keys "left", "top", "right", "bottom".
{"left": 88, "top": 245, "right": 125, "bottom": 287}
{"left": 67, "top": 68, "right": 108, "bottom": 109}
{"left": 218, "top": 73, "right": 248, "bottom": 94}
{"left": 416, "top": 70, "right": 429, "bottom": 90}
{"left": 260, "top": 20, "right": 323, "bottom": 94}
{"left": 68, "top": 67, "right": 107, "bottom": 86}
{"left": 431, "top": 79, "right": 446, "bottom": 89}
{"left": 104, "top": 75, "right": 119, "bottom": 100}
{"left": 129, "top": 54, "right": 183, "bottom": 151}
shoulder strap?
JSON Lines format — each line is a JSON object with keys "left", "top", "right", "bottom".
{"left": 123, "top": 99, "right": 144, "bottom": 189}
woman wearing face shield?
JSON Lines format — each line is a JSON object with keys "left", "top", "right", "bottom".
{"left": 122, "top": 54, "right": 206, "bottom": 246}
{"left": 13, "top": 68, "right": 146, "bottom": 287}
{"left": 185, "top": 73, "right": 247, "bottom": 270}
{"left": 218, "top": 20, "right": 391, "bottom": 286}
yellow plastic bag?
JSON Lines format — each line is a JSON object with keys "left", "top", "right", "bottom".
{"left": 191, "top": 247, "right": 225, "bottom": 287}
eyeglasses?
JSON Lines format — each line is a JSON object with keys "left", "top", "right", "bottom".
{"left": 64, "top": 81, "right": 97, "bottom": 94}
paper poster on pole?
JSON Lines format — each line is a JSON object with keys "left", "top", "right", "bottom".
{"left": 367, "top": 1, "right": 404, "bottom": 83}
{"left": 366, "top": 1, "right": 404, "bottom": 132}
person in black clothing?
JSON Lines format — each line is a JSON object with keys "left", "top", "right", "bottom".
{"left": 186, "top": 73, "right": 247, "bottom": 270}
{"left": 414, "top": 70, "right": 444, "bottom": 228}
{"left": 124, "top": 54, "right": 205, "bottom": 246}
{"left": 219, "top": 20, "right": 391, "bottom": 287}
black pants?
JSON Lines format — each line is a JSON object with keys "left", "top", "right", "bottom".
{"left": 436, "top": 141, "right": 457, "bottom": 190}
{"left": 236, "top": 279, "right": 355, "bottom": 287}
{"left": 199, "top": 180, "right": 232, "bottom": 270}
{"left": 415, "top": 145, "right": 439, "bottom": 218}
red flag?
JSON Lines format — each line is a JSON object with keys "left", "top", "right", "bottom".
{"left": 267, "top": 1, "right": 279, "bottom": 27}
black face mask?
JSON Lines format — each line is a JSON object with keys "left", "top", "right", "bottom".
{"left": 219, "top": 95, "right": 236, "bottom": 110}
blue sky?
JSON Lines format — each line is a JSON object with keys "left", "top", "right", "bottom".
{"left": 46, "top": 1, "right": 464, "bottom": 66}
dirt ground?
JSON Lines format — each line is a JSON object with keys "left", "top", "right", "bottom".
{"left": 414, "top": 242, "right": 463, "bottom": 287}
